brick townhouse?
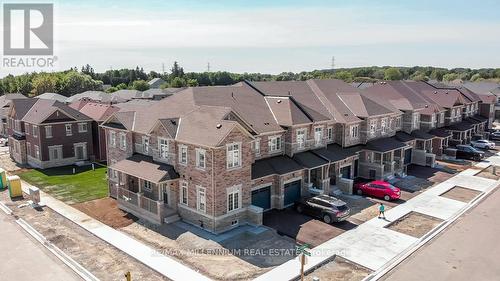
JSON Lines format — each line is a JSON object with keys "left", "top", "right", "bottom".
{"left": 0, "top": 93, "right": 26, "bottom": 137}
{"left": 7, "top": 98, "right": 94, "bottom": 168}
{"left": 102, "top": 79, "right": 495, "bottom": 234}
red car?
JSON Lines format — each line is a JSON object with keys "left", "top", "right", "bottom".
{"left": 354, "top": 180, "right": 401, "bottom": 201}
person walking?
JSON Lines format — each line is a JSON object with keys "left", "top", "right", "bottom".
{"left": 378, "top": 203, "right": 386, "bottom": 219}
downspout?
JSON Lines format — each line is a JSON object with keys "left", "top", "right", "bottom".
{"left": 211, "top": 149, "right": 216, "bottom": 233}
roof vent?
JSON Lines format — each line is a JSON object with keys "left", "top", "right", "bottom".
{"left": 434, "top": 91, "right": 437, "bottom": 94}
{"left": 288, "top": 91, "right": 291, "bottom": 95}
{"left": 170, "top": 120, "right": 177, "bottom": 126}
{"left": 445, "top": 92, "right": 449, "bottom": 94}
{"left": 277, "top": 99, "right": 282, "bottom": 104}
{"left": 264, "top": 122, "right": 270, "bottom": 126}
{"left": 216, "top": 124, "right": 222, "bottom": 129}
{"left": 425, "top": 105, "right": 429, "bottom": 108}
{"left": 344, "top": 113, "right": 349, "bottom": 116}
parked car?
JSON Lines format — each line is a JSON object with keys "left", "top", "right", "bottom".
{"left": 354, "top": 180, "right": 401, "bottom": 201}
{"left": 295, "top": 195, "right": 350, "bottom": 224}
{"left": 490, "top": 132, "right": 500, "bottom": 141}
{"left": 456, "top": 145, "right": 484, "bottom": 161}
{"left": 471, "top": 139, "right": 495, "bottom": 149}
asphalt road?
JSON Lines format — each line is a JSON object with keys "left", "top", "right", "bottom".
{"left": 0, "top": 210, "right": 82, "bottom": 281}
{"left": 382, "top": 186, "right": 500, "bottom": 281}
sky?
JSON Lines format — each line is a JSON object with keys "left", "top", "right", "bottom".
{"left": 1, "top": 0, "right": 500, "bottom": 77}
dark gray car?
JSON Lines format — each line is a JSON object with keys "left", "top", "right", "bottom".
{"left": 295, "top": 195, "right": 350, "bottom": 223}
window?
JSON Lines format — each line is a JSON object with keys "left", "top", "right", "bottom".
{"left": 269, "top": 136, "right": 282, "bottom": 153}
{"left": 65, "top": 124, "right": 72, "bottom": 136}
{"left": 350, "top": 125, "right": 359, "bottom": 138}
{"left": 370, "top": 120, "right": 376, "bottom": 135}
{"left": 196, "top": 148, "right": 206, "bottom": 169}
{"left": 48, "top": 146, "right": 62, "bottom": 160}
{"left": 34, "top": 145, "right": 40, "bottom": 159}
{"left": 178, "top": 144, "right": 187, "bottom": 165}
{"left": 109, "top": 131, "right": 116, "bottom": 148}
{"left": 327, "top": 127, "right": 334, "bottom": 141}
{"left": 314, "top": 127, "right": 323, "bottom": 145}
{"left": 143, "top": 180, "right": 153, "bottom": 192}
{"left": 252, "top": 138, "right": 260, "bottom": 155}
{"left": 396, "top": 117, "right": 402, "bottom": 128}
{"left": 14, "top": 120, "right": 20, "bottom": 132}
{"left": 226, "top": 143, "right": 241, "bottom": 169}
{"left": 142, "top": 136, "right": 149, "bottom": 153}
{"left": 413, "top": 114, "right": 419, "bottom": 128}
{"left": 197, "top": 186, "right": 206, "bottom": 213}
{"left": 296, "top": 129, "right": 306, "bottom": 149}
{"left": 180, "top": 181, "right": 188, "bottom": 205}
{"left": 110, "top": 160, "right": 118, "bottom": 180}
{"left": 119, "top": 133, "right": 127, "bottom": 150}
{"left": 227, "top": 185, "right": 241, "bottom": 212}
{"left": 32, "top": 125, "right": 38, "bottom": 137}
{"left": 158, "top": 138, "right": 169, "bottom": 159}
{"left": 27, "top": 143, "right": 31, "bottom": 156}
{"left": 25, "top": 124, "right": 30, "bottom": 135}
{"left": 78, "top": 123, "right": 88, "bottom": 133}
{"left": 381, "top": 118, "right": 388, "bottom": 133}
{"left": 45, "top": 126, "right": 52, "bottom": 138}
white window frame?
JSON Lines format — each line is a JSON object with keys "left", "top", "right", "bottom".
{"left": 227, "top": 185, "right": 241, "bottom": 212}
{"left": 314, "top": 126, "right": 323, "bottom": 146}
{"left": 226, "top": 142, "right": 241, "bottom": 169}
{"left": 296, "top": 129, "right": 306, "bottom": 149}
{"left": 119, "top": 133, "right": 127, "bottom": 151}
{"left": 32, "top": 125, "right": 38, "bottom": 137}
{"left": 413, "top": 113, "right": 419, "bottom": 128}
{"left": 109, "top": 131, "right": 116, "bottom": 148}
{"left": 65, "top": 124, "right": 72, "bottom": 136}
{"left": 45, "top": 125, "right": 52, "bottom": 138}
{"left": 178, "top": 144, "right": 188, "bottom": 165}
{"left": 27, "top": 142, "right": 31, "bottom": 157}
{"left": 196, "top": 148, "right": 206, "bottom": 169}
{"left": 48, "top": 145, "right": 63, "bottom": 161}
{"left": 143, "top": 180, "right": 153, "bottom": 192}
{"left": 142, "top": 136, "right": 150, "bottom": 154}
{"left": 197, "top": 186, "right": 206, "bottom": 213}
{"left": 327, "top": 126, "right": 334, "bottom": 141}
{"left": 252, "top": 138, "right": 261, "bottom": 155}
{"left": 350, "top": 125, "right": 359, "bottom": 138}
{"left": 381, "top": 118, "right": 388, "bottom": 134}
{"left": 396, "top": 117, "right": 402, "bottom": 128}
{"left": 158, "top": 138, "right": 169, "bottom": 159}
{"left": 25, "top": 123, "right": 30, "bottom": 135}
{"left": 269, "top": 135, "right": 282, "bottom": 153}
{"left": 78, "top": 122, "right": 88, "bottom": 133}
{"left": 34, "top": 145, "right": 40, "bottom": 159}
{"left": 370, "top": 120, "right": 376, "bottom": 136}
{"left": 180, "top": 181, "right": 188, "bottom": 205}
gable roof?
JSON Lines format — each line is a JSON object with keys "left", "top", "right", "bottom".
{"left": 76, "top": 102, "right": 119, "bottom": 122}
{"left": 36, "top": 92, "right": 68, "bottom": 103}
{"left": 148, "top": 78, "right": 166, "bottom": 88}
{"left": 264, "top": 96, "right": 312, "bottom": 126}
{"left": 9, "top": 99, "right": 38, "bottom": 119}
{"left": 22, "top": 99, "right": 91, "bottom": 124}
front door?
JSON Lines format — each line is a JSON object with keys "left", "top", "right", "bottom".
{"left": 162, "top": 184, "right": 169, "bottom": 205}
{"left": 75, "top": 145, "right": 86, "bottom": 160}
{"left": 340, "top": 165, "right": 351, "bottom": 179}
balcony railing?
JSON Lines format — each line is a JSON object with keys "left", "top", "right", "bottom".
{"left": 117, "top": 187, "right": 162, "bottom": 215}
{"left": 118, "top": 187, "right": 139, "bottom": 206}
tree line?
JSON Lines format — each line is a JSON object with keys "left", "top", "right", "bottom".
{"left": 1, "top": 62, "right": 499, "bottom": 97}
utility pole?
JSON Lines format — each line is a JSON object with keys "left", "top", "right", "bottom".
{"left": 207, "top": 62, "right": 211, "bottom": 72}
{"left": 162, "top": 63, "right": 165, "bottom": 75}
{"left": 331, "top": 56, "right": 335, "bottom": 71}
{"left": 296, "top": 243, "right": 311, "bottom": 281}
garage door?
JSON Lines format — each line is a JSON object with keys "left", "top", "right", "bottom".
{"left": 251, "top": 186, "right": 271, "bottom": 211}
{"left": 284, "top": 180, "right": 301, "bottom": 206}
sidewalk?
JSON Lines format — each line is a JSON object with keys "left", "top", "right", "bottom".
{"left": 19, "top": 181, "right": 211, "bottom": 281}
{"left": 255, "top": 154, "right": 500, "bottom": 281}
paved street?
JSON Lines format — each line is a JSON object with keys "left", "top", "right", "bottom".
{"left": 382, "top": 185, "right": 500, "bottom": 281}
{"left": 0, "top": 211, "right": 82, "bottom": 281}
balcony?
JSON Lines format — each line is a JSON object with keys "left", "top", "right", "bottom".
{"left": 113, "top": 185, "right": 168, "bottom": 224}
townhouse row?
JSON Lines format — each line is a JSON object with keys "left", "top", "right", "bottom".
{"left": 98, "top": 79, "right": 494, "bottom": 234}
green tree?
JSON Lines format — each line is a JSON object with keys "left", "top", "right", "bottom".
{"left": 333, "top": 71, "right": 354, "bottom": 82}
{"left": 187, "top": 79, "right": 199, "bottom": 87}
{"left": 470, "top": 73, "right": 482, "bottom": 82}
{"left": 169, "top": 77, "right": 187, "bottom": 88}
{"left": 59, "top": 71, "right": 102, "bottom": 96}
{"left": 384, "top": 68, "right": 402, "bottom": 80}
{"left": 131, "top": 80, "right": 150, "bottom": 91}
{"left": 116, "top": 83, "right": 128, "bottom": 90}
{"left": 170, "top": 61, "right": 184, "bottom": 78}
{"left": 442, "top": 73, "right": 460, "bottom": 82}
{"left": 106, "top": 86, "right": 118, "bottom": 93}
{"left": 31, "top": 73, "right": 58, "bottom": 96}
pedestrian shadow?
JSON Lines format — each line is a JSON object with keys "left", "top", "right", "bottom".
{"left": 378, "top": 217, "right": 391, "bottom": 222}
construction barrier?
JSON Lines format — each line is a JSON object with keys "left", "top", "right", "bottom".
{"left": 8, "top": 175, "right": 22, "bottom": 198}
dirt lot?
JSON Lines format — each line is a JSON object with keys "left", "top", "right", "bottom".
{"left": 475, "top": 165, "right": 500, "bottom": 180}
{"left": 304, "top": 256, "right": 372, "bottom": 281}
{"left": 120, "top": 219, "right": 296, "bottom": 281}
{"left": 440, "top": 186, "right": 482, "bottom": 203}
{"left": 386, "top": 212, "right": 443, "bottom": 238}
{"left": 73, "top": 197, "right": 137, "bottom": 228}
{"left": 0, "top": 190, "right": 169, "bottom": 281}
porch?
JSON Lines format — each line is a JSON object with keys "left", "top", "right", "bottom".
{"left": 445, "top": 121, "right": 474, "bottom": 146}
{"left": 429, "top": 128, "right": 452, "bottom": 158}
{"left": 411, "top": 130, "right": 436, "bottom": 167}
{"left": 292, "top": 151, "right": 330, "bottom": 194}
{"left": 358, "top": 137, "right": 409, "bottom": 180}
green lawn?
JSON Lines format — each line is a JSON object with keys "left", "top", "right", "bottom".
{"left": 18, "top": 165, "right": 108, "bottom": 204}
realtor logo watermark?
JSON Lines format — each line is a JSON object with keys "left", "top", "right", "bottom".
{"left": 2, "top": 3, "right": 57, "bottom": 68}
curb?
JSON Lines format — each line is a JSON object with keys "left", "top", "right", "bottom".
{"left": 363, "top": 178, "right": 500, "bottom": 281}
{"left": 0, "top": 201, "right": 12, "bottom": 215}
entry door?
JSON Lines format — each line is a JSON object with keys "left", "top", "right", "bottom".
{"left": 284, "top": 180, "right": 301, "bottom": 206}
{"left": 75, "top": 145, "right": 86, "bottom": 160}
{"left": 162, "top": 184, "right": 169, "bottom": 205}
{"left": 340, "top": 165, "right": 351, "bottom": 179}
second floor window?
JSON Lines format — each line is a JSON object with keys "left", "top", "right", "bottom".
{"left": 142, "top": 137, "right": 149, "bottom": 153}
{"left": 178, "top": 145, "right": 188, "bottom": 165}
{"left": 370, "top": 120, "right": 376, "bottom": 135}
{"left": 227, "top": 143, "right": 241, "bottom": 169}
{"left": 78, "top": 123, "right": 88, "bottom": 133}
{"left": 327, "top": 127, "right": 333, "bottom": 141}
{"left": 252, "top": 139, "right": 260, "bottom": 155}
{"left": 32, "top": 125, "right": 38, "bottom": 137}
{"left": 45, "top": 126, "right": 52, "bottom": 138}
{"left": 109, "top": 131, "right": 116, "bottom": 148}
{"left": 158, "top": 138, "right": 169, "bottom": 159}
{"left": 196, "top": 148, "right": 206, "bottom": 169}
{"left": 350, "top": 125, "right": 359, "bottom": 138}
{"left": 34, "top": 145, "right": 40, "bottom": 159}
{"left": 180, "top": 181, "right": 188, "bottom": 205}
{"left": 413, "top": 114, "right": 419, "bottom": 127}
{"left": 381, "top": 118, "right": 388, "bottom": 133}
{"left": 269, "top": 136, "right": 282, "bottom": 153}
{"left": 65, "top": 124, "right": 72, "bottom": 136}
{"left": 396, "top": 117, "right": 402, "bottom": 128}
{"left": 314, "top": 127, "right": 323, "bottom": 145}
{"left": 143, "top": 180, "right": 152, "bottom": 192}
{"left": 119, "top": 133, "right": 127, "bottom": 150}
{"left": 296, "top": 129, "right": 306, "bottom": 149}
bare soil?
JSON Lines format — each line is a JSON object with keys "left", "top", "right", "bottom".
{"left": 475, "top": 166, "right": 500, "bottom": 180}
{"left": 0, "top": 191, "right": 169, "bottom": 281}
{"left": 440, "top": 186, "right": 482, "bottom": 203}
{"left": 304, "top": 256, "right": 372, "bottom": 281}
{"left": 73, "top": 197, "right": 138, "bottom": 228}
{"left": 386, "top": 211, "right": 443, "bottom": 238}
